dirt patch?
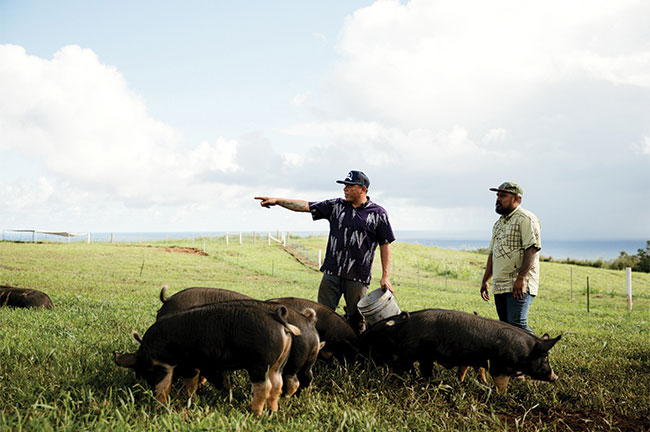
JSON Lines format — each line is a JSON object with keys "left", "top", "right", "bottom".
{"left": 283, "top": 246, "right": 320, "bottom": 271}
{"left": 118, "top": 244, "right": 209, "bottom": 256}
{"left": 160, "top": 246, "right": 209, "bottom": 256}
{"left": 495, "top": 407, "right": 649, "bottom": 431}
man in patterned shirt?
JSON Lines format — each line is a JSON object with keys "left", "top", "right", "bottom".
{"left": 480, "top": 182, "right": 541, "bottom": 334}
{"left": 255, "top": 170, "right": 395, "bottom": 333}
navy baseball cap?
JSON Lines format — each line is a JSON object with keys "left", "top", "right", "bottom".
{"left": 336, "top": 170, "right": 370, "bottom": 188}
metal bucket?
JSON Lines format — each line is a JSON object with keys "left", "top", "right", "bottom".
{"left": 357, "top": 287, "right": 401, "bottom": 326}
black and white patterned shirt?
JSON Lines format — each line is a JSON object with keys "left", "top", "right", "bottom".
{"left": 309, "top": 197, "right": 395, "bottom": 284}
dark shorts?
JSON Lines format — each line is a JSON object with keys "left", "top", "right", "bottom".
{"left": 318, "top": 273, "right": 368, "bottom": 333}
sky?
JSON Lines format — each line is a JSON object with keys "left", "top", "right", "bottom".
{"left": 1, "top": 0, "right": 649, "bottom": 240}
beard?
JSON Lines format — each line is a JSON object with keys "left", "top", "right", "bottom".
{"left": 495, "top": 204, "right": 511, "bottom": 215}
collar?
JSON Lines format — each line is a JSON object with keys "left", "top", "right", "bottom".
{"left": 345, "top": 196, "right": 371, "bottom": 209}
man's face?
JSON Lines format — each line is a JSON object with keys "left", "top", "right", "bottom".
{"left": 495, "top": 191, "right": 519, "bottom": 215}
{"left": 343, "top": 184, "right": 365, "bottom": 202}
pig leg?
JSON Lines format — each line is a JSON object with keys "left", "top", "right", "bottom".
{"left": 179, "top": 368, "right": 201, "bottom": 398}
{"left": 283, "top": 373, "right": 300, "bottom": 398}
{"left": 250, "top": 378, "right": 272, "bottom": 416}
{"left": 267, "top": 369, "right": 284, "bottom": 411}
{"left": 296, "top": 366, "right": 315, "bottom": 396}
{"left": 267, "top": 332, "right": 293, "bottom": 410}
{"left": 493, "top": 375, "right": 510, "bottom": 392}
{"left": 152, "top": 361, "right": 175, "bottom": 404}
{"left": 457, "top": 366, "right": 469, "bottom": 382}
{"left": 477, "top": 367, "right": 487, "bottom": 383}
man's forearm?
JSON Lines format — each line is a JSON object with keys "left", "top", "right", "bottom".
{"left": 380, "top": 243, "right": 391, "bottom": 278}
{"left": 481, "top": 253, "right": 493, "bottom": 284}
{"left": 517, "top": 246, "right": 539, "bottom": 278}
{"left": 277, "top": 199, "right": 310, "bottom": 212}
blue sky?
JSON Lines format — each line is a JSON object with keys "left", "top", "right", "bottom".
{"left": 1, "top": 0, "right": 648, "bottom": 240}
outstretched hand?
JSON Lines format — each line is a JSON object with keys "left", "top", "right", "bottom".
{"left": 254, "top": 197, "right": 276, "bottom": 208}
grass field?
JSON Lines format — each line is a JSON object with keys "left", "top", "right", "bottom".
{"left": 1, "top": 236, "right": 649, "bottom": 431}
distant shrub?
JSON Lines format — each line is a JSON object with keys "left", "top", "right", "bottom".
{"left": 541, "top": 240, "right": 650, "bottom": 273}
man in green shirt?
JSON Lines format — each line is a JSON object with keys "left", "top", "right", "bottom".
{"left": 480, "top": 182, "right": 541, "bottom": 334}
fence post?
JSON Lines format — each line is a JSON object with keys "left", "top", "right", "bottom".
{"left": 318, "top": 249, "right": 322, "bottom": 268}
{"left": 626, "top": 267, "right": 633, "bottom": 311}
{"left": 226, "top": 233, "right": 229, "bottom": 245}
{"left": 445, "top": 261, "right": 448, "bottom": 291}
{"left": 239, "top": 232, "right": 242, "bottom": 245}
{"left": 268, "top": 233, "right": 271, "bottom": 245}
{"left": 570, "top": 267, "right": 573, "bottom": 300}
{"left": 587, "top": 277, "right": 590, "bottom": 313}
{"left": 87, "top": 233, "right": 91, "bottom": 244}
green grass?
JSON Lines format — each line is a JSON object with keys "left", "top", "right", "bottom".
{"left": 1, "top": 236, "right": 649, "bottom": 431}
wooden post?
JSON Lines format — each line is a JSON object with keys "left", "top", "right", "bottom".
{"left": 87, "top": 233, "right": 91, "bottom": 244}
{"left": 570, "top": 267, "right": 573, "bottom": 300}
{"left": 267, "top": 233, "right": 271, "bottom": 245}
{"left": 587, "top": 277, "right": 590, "bottom": 313}
{"left": 239, "top": 232, "right": 242, "bottom": 245}
{"left": 226, "top": 234, "right": 229, "bottom": 245}
{"left": 626, "top": 267, "right": 633, "bottom": 311}
{"left": 110, "top": 232, "right": 114, "bottom": 243}
{"left": 444, "top": 261, "right": 447, "bottom": 291}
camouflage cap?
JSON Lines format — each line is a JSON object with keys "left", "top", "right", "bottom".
{"left": 489, "top": 181, "right": 523, "bottom": 197}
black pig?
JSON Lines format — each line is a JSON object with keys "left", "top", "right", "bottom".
{"left": 115, "top": 301, "right": 299, "bottom": 415}
{"left": 156, "top": 289, "right": 323, "bottom": 396}
{"left": 268, "top": 297, "right": 358, "bottom": 363}
{"left": 156, "top": 285, "right": 252, "bottom": 319}
{"left": 359, "top": 308, "right": 560, "bottom": 391}
{"left": 0, "top": 285, "right": 54, "bottom": 309}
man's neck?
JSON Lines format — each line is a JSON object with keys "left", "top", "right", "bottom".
{"left": 350, "top": 197, "right": 368, "bottom": 208}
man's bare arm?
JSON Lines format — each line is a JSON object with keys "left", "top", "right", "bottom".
{"left": 512, "top": 246, "right": 540, "bottom": 299}
{"left": 254, "top": 197, "right": 310, "bottom": 212}
{"left": 480, "top": 252, "right": 493, "bottom": 301}
{"left": 379, "top": 242, "right": 393, "bottom": 293}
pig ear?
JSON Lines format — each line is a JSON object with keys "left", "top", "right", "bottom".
{"left": 114, "top": 352, "right": 137, "bottom": 368}
{"left": 536, "top": 334, "right": 561, "bottom": 352}
{"left": 132, "top": 330, "right": 142, "bottom": 344}
{"left": 277, "top": 305, "right": 289, "bottom": 320}
{"left": 541, "top": 333, "right": 550, "bottom": 340}
{"left": 301, "top": 307, "right": 317, "bottom": 324}
{"left": 159, "top": 285, "right": 169, "bottom": 303}
{"left": 319, "top": 341, "right": 326, "bottom": 351}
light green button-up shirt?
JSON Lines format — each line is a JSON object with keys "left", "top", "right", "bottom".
{"left": 489, "top": 206, "right": 541, "bottom": 296}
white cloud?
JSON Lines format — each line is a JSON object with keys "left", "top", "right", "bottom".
{"left": 483, "top": 128, "right": 508, "bottom": 144}
{"left": 0, "top": 44, "right": 242, "bottom": 205}
{"left": 632, "top": 136, "right": 650, "bottom": 155}
{"left": 329, "top": 0, "right": 649, "bottom": 129}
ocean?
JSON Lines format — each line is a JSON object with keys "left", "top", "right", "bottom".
{"left": 2, "top": 230, "right": 647, "bottom": 261}
{"left": 395, "top": 237, "right": 648, "bottom": 261}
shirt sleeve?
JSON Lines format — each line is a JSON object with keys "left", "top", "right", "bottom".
{"left": 309, "top": 199, "right": 335, "bottom": 221}
{"left": 520, "top": 215, "right": 541, "bottom": 250}
{"left": 375, "top": 212, "right": 395, "bottom": 244}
